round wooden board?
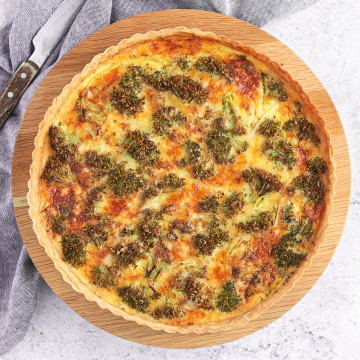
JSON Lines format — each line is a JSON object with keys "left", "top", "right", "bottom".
{"left": 12, "top": 10, "right": 350, "bottom": 348}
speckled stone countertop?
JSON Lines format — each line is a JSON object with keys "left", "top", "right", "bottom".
{"left": 3, "top": 0, "right": 360, "bottom": 358}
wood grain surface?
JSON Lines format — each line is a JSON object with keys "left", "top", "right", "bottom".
{"left": 11, "top": 10, "right": 350, "bottom": 348}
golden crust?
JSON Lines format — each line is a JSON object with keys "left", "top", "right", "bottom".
{"left": 28, "top": 27, "right": 336, "bottom": 334}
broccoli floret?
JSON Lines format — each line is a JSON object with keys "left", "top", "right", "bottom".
{"left": 170, "top": 219, "right": 193, "bottom": 234}
{"left": 108, "top": 165, "right": 144, "bottom": 197}
{"left": 272, "top": 236, "right": 304, "bottom": 268}
{"left": 192, "top": 162, "right": 215, "bottom": 180}
{"left": 122, "top": 67, "right": 208, "bottom": 104}
{"left": 193, "top": 220, "right": 229, "bottom": 255}
{"left": 198, "top": 195, "right": 219, "bottom": 213}
{"left": 112, "top": 87, "right": 144, "bottom": 116}
{"left": 283, "top": 216, "right": 313, "bottom": 243}
{"left": 123, "top": 130, "right": 159, "bottom": 167}
{"left": 62, "top": 234, "right": 87, "bottom": 267}
{"left": 238, "top": 211, "right": 274, "bottom": 233}
{"left": 112, "top": 66, "right": 144, "bottom": 116}
{"left": 146, "top": 262, "right": 165, "bottom": 281}
{"left": 138, "top": 209, "right": 161, "bottom": 243}
{"left": 112, "top": 241, "right": 143, "bottom": 268}
{"left": 161, "top": 173, "right": 185, "bottom": 190}
{"left": 41, "top": 155, "right": 76, "bottom": 185}
{"left": 223, "top": 192, "right": 245, "bottom": 217}
{"left": 263, "top": 138, "right": 296, "bottom": 169}
{"left": 50, "top": 204, "right": 71, "bottom": 234}
{"left": 177, "top": 274, "right": 212, "bottom": 309}
{"left": 307, "top": 156, "right": 328, "bottom": 175}
{"left": 144, "top": 71, "right": 209, "bottom": 103}
{"left": 169, "top": 75, "right": 209, "bottom": 104}
{"left": 91, "top": 265, "right": 114, "bottom": 287}
{"left": 85, "top": 151, "right": 113, "bottom": 174}
{"left": 273, "top": 247, "right": 304, "bottom": 268}
{"left": 143, "top": 70, "right": 170, "bottom": 91}
{"left": 82, "top": 219, "right": 111, "bottom": 247}
{"left": 175, "top": 56, "right": 191, "bottom": 70}
{"left": 143, "top": 181, "right": 161, "bottom": 199}
{"left": 194, "top": 56, "right": 231, "bottom": 81}
{"left": 257, "top": 119, "right": 280, "bottom": 137}
{"left": 85, "top": 186, "right": 104, "bottom": 217}
{"left": 206, "top": 127, "right": 232, "bottom": 164}
{"left": 293, "top": 173, "right": 325, "bottom": 204}
{"left": 118, "top": 286, "right": 149, "bottom": 312}
{"left": 222, "top": 94, "right": 237, "bottom": 128}
{"left": 281, "top": 203, "right": 296, "bottom": 224}
{"left": 298, "top": 219, "right": 313, "bottom": 240}
{"left": 49, "top": 125, "right": 78, "bottom": 161}
{"left": 144, "top": 174, "right": 184, "bottom": 199}
{"left": 76, "top": 97, "right": 106, "bottom": 123}
{"left": 50, "top": 216, "right": 66, "bottom": 234}
{"left": 262, "top": 73, "right": 288, "bottom": 102}
{"left": 152, "top": 106, "right": 186, "bottom": 136}
{"left": 180, "top": 141, "right": 201, "bottom": 166}
{"left": 216, "top": 281, "right": 241, "bottom": 313}
{"left": 242, "top": 168, "right": 282, "bottom": 196}
{"left": 152, "top": 304, "right": 180, "bottom": 319}
{"left": 283, "top": 116, "right": 319, "bottom": 145}
{"left": 182, "top": 276, "right": 202, "bottom": 301}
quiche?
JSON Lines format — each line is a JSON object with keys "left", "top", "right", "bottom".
{"left": 28, "top": 28, "right": 335, "bottom": 333}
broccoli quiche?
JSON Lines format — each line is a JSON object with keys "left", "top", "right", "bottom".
{"left": 28, "top": 28, "right": 335, "bottom": 333}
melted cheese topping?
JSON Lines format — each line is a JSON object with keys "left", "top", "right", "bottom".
{"left": 39, "top": 36, "right": 330, "bottom": 326}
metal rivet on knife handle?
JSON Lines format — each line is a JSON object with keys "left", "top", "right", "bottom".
{"left": 0, "top": 60, "right": 39, "bottom": 129}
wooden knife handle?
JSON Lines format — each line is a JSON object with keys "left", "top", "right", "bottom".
{"left": 0, "top": 60, "right": 39, "bottom": 129}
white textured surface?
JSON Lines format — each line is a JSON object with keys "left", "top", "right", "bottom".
{"left": 3, "top": 0, "right": 360, "bottom": 358}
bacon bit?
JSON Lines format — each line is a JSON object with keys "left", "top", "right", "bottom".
{"left": 154, "top": 240, "right": 172, "bottom": 263}
{"left": 170, "top": 238, "right": 191, "bottom": 262}
{"left": 182, "top": 308, "right": 206, "bottom": 323}
{"left": 296, "top": 146, "right": 310, "bottom": 172}
{"left": 208, "top": 170, "right": 226, "bottom": 186}
{"left": 128, "top": 209, "right": 142, "bottom": 219}
{"left": 80, "top": 88, "right": 90, "bottom": 98}
{"left": 148, "top": 38, "right": 202, "bottom": 56}
{"left": 209, "top": 264, "right": 229, "bottom": 285}
{"left": 101, "top": 68, "right": 120, "bottom": 88}
{"left": 50, "top": 187, "right": 75, "bottom": 211}
{"left": 154, "top": 161, "right": 174, "bottom": 171}
{"left": 250, "top": 231, "right": 280, "bottom": 264}
{"left": 303, "top": 203, "right": 324, "bottom": 222}
{"left": 129, "top": 271, "right": 142, "bottom": 281}
{"left": 188, "top": 183, "right": 208, "bottom": 207}
{"left": 95, "top": 90, "right": 110, "bottom": 103}
{"left": 150, "top": 43, "right": 159, "bottom": 51}
{"left": 67, "top": 211, "right": 87, "bottom": 232}
{"left": 166, "top": 142, "right": 182, "bottom": 158}
{"left": 261, "top": 268, "right": 276, "bottom": 287}
{"left": 224, "top": 54, "right": 260, "bottom": 99}
{"left": 166, "top": 191, "right": 185, "bottom": 207}
{"left": 209, "top": 251, "right": 230, "bottom": 285}
{"left": 231, "top": 266, "right": 241, "bottom": 278}
{"left": 91, "top": 246, "right": 111, "bottom": 265}
{"left": 106, "top": 196, "right": 129, "bottom": 217}
{"left": 157, "top": 273, "right": 175, "bottom": 295}
{"left": 71, "top": 162, "right": 92, "bottom": 187}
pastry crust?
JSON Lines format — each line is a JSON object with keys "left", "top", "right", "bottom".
{"left": 28, "top": 27, "right": 335, "bottom": 334}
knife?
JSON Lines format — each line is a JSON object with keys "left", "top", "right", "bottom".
{"left": 0, "top": 0, "right": 86, "bottom": 129}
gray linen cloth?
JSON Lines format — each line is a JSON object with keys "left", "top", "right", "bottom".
{"left": 0, "top": 0, "right": 319, "bottom": 354}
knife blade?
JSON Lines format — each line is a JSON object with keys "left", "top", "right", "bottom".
{"left": 0, "top": 0, "right": 86, "bottom": 129}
